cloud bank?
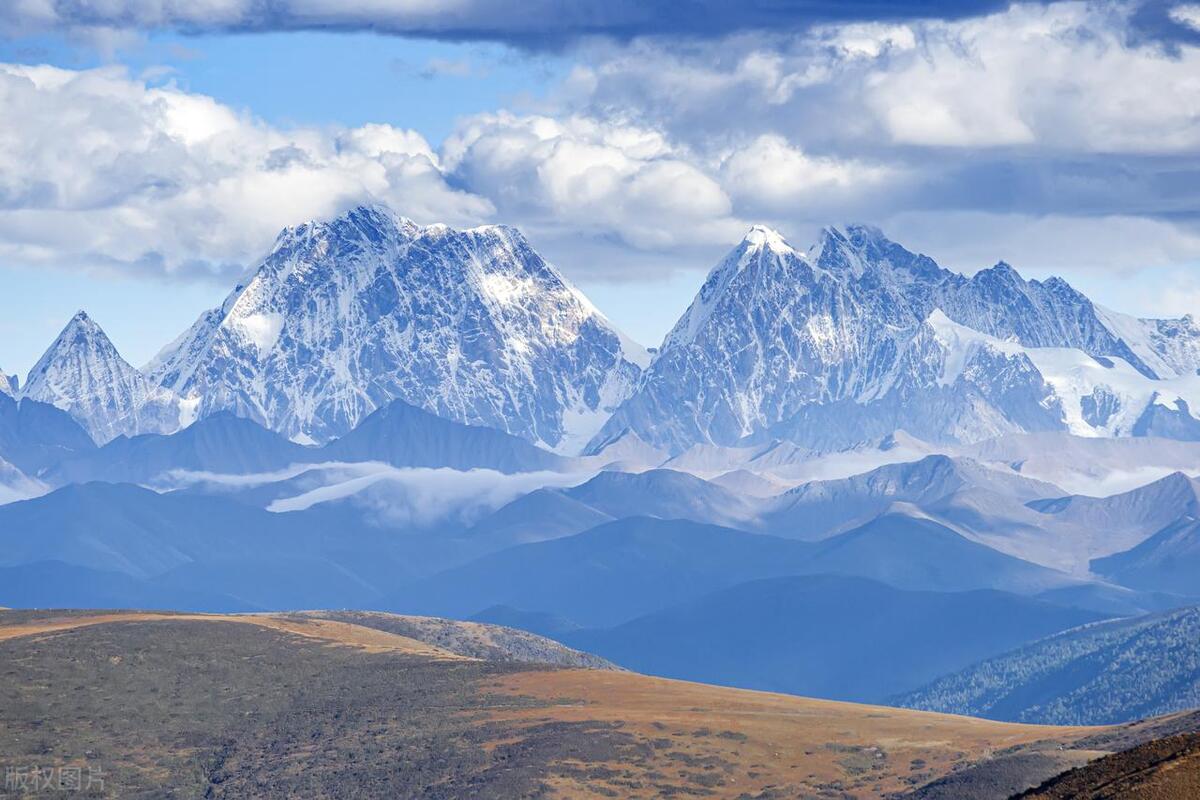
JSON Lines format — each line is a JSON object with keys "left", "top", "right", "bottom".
{"left": 1, "top": 1, "right": 1199, "bottom": 312}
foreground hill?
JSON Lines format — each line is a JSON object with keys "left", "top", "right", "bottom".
{"left": 1016, "top": 732, "right": 1200, "bottom": 799}
{"left": 0, "top": 608, "right": 1167, "bottom": 799}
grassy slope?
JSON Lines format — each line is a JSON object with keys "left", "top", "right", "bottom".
{"left": 0, "top": 609, "right": 1177, "bottom": 799}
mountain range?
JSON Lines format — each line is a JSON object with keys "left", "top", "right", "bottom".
{"left": 596, "top": 224, "right": 1200, "bottom": 454}
{"left": 6, "top": 203, "right": 1200, "bottom": 723}
{"left": 9, "top": 206, "right": 1200, "bottom": 460}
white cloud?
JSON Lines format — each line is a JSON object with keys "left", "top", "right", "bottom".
{"left": 260, "top": 462, "right": 590, "bottom": 528}
{"left": 565, "top": 4, "right": 1200, "bottom": 155}
{"left": 4, "top": 1, "right": 1200, "bottom": 302}
{"left": 862, "top": 4, "right": 1200, "bottom": 152}
{"left": 884, "top": 211, "right": 1200, "bottom": 277}
{"left": 442, "top": 111, "right": 745, "bottom": 249}
{"left": 0, "top": 63, "right": 492, "bottom": 280}
{"left": 1170, "top": 3, "right": 1200, "bottom": 32}
{"left": 720, "top": 134, "right": 899, "bottom": 213}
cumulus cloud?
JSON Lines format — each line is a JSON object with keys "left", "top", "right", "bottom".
{"left": 565, "top": 3, "right": 1200, "bottom": 155}
{"left": 442, "top": 111, "right": 745, "bottom": 249}
{"left": 862, "top": 4, "right": 1200, "bottom": 152}
{"left": 720, "top": 134, "right": 900, "bottom": 215}
{"left": 0, "top": 63, "right": 492, "bottom": 280}
{"left": 4, "top": 1, "right": 1200, "bottom": 301}
{"left": 1168, "top": 3, "right": 1200, "bottom": 31}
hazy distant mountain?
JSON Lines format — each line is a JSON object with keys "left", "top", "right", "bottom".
{"left": 464, "top": 487, "right": 614, "bottom": 547}
{"left": 48, "top": 411, "right": 311, "bottom": 486}
{"left": 0, "top": 453, "right": 42, "bottom": 505}
{"left": 321, "top": 399, "right": 569, "bottom": 473}
{"left": 595, "top": 225, "right": 1200, "bottom": 454}
{"left": 0, "top": 392, "right": 95, "bottom": 477}
{"left": 22, "top": 311, "right": 184, "bottom": 443}
{"left": 469, "top": 605, "right": 583, "bottom": 638}
{"left": 379, "top": 517, "right": 820, "bottom": 627}
{"left": 795, "top": 512, "right": 1078, "bottom": 595}
{"left": 763, "top": 453, "right": 1060, "bottom": 540}
{"left": 462, "top": 468, "right": 761, "bottom": 549}
{"left": 149, "top": 205, "right": 646, "bottom": 450}
{"left": 897, "top": 606, "right": 1200, "bottom": 724}
{"left": 0, "top": 482, "right": 314, "bottom": 577}
{"left": 0, "top": 560, "right": 251, "bottom": 612}
{"left": 564, "top": 575, "right": 1104, "bottom": 702}
{"left": 562, "top": 468, "right": 760, "bottom": 527}
{"left": 380, "top": 505, "right": 1129, "bottom": 628}
{"left": 1092, "top": 515, "right": 1200, "bottom": 596}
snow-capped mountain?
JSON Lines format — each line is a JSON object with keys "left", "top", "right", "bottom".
{"left": 595, "top": 225, "right": 1200, "bottom": 454}
{"left": 0, "top": 370, "right": 15, "bottom": 396}
{"left": 149, "top": 205, "right": 647, "bottom": 450}
{"left": 22, "top": 311, "right": 186, "bottom": 444}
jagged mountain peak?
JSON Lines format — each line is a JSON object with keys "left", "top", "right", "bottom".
{"left": 149, "top": 203, "right": 646, "bottom": 451}
{"left": 595, "top": 224, "right": 1200, "bottom": 455}
{"left": 741, "top": 224, "right": 792, "bottom": 253}
{"left": 23, "top": 312, "right": 184, "bottom": 444}
{"left": 26, "top": 311, "right": 123, "bottom": 390}
{"left": 271, "top": 203, "right": 418, "bottom": 251}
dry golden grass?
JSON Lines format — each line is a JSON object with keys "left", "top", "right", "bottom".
{"left": 482, "top": 669, "right": 1100, "bottom": 798}
{"left": 0, "top": 611, "right": 467, "bottom": 659}
{"left": 0, "top": 611, "right": 1118, "bottom": 798}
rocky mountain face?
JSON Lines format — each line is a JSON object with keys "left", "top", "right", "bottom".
{"left": 21, "top": 312, "right": 184, "bottom": 444}
{"left": 16, "top": 214, "right": 1200, "bottom": 458}
{"left": 594, "top": 225, "right": 1200, "bottom": 454}
{"left": 148, "top": 205, "right": 646, "bottom": 450}
{"left": 0, "top": 370, "right": 15, "bottom": 396}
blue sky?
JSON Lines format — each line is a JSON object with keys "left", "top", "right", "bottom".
{"left": 0, "top": 30, "right": 575, "bottom": 373}
{"left": 2, "top": 1, "right": 1200, "bottom": 377}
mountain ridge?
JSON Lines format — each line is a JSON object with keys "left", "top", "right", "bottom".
{"left": 594, "top": 224, "right": 1200, "bottom": 454}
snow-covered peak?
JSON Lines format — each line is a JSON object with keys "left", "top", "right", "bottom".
{"left": 269, "top": 203, "right": 419, "bottom": 254}
{"left": 0, "top": 369, "right": 15, "bottom": 397}
{"left": 661, "top": 224, "right": 810, "bottom": 352}
{"left": 26, "top": 310, "right": 120, "bottom": 392}
{"left": 151, "top": 203, "right": 646, "bottom": 450}
{"left": 742, "top": 224, "right": 793, "bottom": 254}
{"left": 23, "top": 311, "right": 184, "bottom": 443}
{"left": 597, "top": 222, "right": 1200, "bottom": 455}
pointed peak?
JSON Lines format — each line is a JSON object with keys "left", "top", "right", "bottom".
{"left": 739, "top": 224, "right": 793, "bottom": 255}
{"left": 979, "top": 260, "right": 1020, "bottom": 278}
{"left": 817, "top": 224, "right": 848, "bottom": 245}
{"left": 818, "top": 223, "right": 895, "bottom": 253}
{"left": 844, "top": 223, "right": 887, "bottom": 242}
{"left": 744, "top": 224, "right": 785, "bottom": 242}
{"left": 270, "top": 202, "right": 418, "bottom": 253}
{"left": 63, "top": 309, "right": 102, "bottom": 331}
